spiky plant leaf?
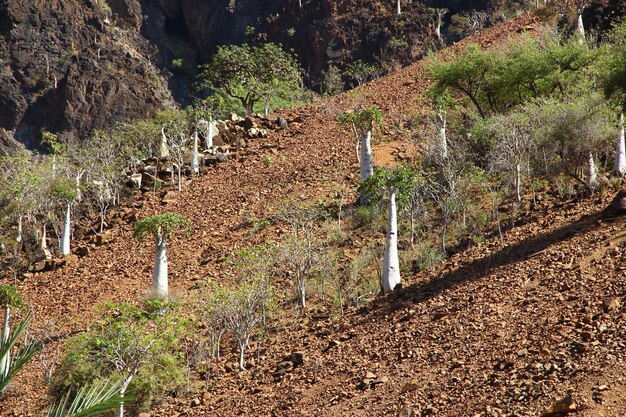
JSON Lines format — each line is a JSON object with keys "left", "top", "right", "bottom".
{"left": 0, "top": 313, "right": 41, "bottom": 394}
{"left": 45, "top": 379, "right": 133, "bottom": 417}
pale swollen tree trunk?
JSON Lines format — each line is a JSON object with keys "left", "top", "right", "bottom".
{"left": 437, "top": 109, "right": 448, "bottom": 159}
{"left": 588, "top": 151, "right": 598, "bottom": 190}
{"left": 40, "top": 224, "right": 52, "bottom": 260}
{"left": 577, "top": 12, "right": 585, "bottom": 45}
{"left": 359, "top": 127, "right": 374, "bottom": 204}
{"left": 177, "top": 163, "right": 182, "bottom": 192}
{"left": 16, "top": 215, "right": 22, "bottom": 243}
{"left": 191, "top": 129, "right": 200, "bottom": 174}
{"left": 382, "top": 186, "right": 401, "bottom": 293}
{"left": 0, "top": 306, "right": 10, "bottom": 381}
{"left": 205, "top": 119, "right": 214, "bottom": 150}
{"left": 397, "top": 0, "right": 401, "bottom": 15}
{"left": 617, "top": 112, "right": 626, "bottom": 175}
{"left": 152, "top": 233, "right": 169, "bottom": 300}
{"left": 159, "top": 127, "right": 170, "bottom": 158}
{"left": 61, "top": 203, "right": 71, "bottom": 256}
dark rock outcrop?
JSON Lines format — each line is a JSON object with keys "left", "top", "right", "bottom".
{"left": 0, "top": 0, "right": 541, "bottom": 150}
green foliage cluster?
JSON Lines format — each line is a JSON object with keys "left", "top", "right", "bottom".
{"left": 428, "top": 35, "right": 595, "bottom": 118}
{"left": 133, "top": 213, "right": 192, "bottom": 242}
{"left": 197, "top": 43, "right": 303, "bottom": 115}
{"left": 51, "top": 302, "right": 189, "bottom": 413}
{"left": 338, "top": 106, "right": 383, "bottom": 129}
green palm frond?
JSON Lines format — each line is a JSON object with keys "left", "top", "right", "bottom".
{"left": 0, "top": 313, "right": 41, "bottom": 394}
{"left": 45, "top": 379, "right": 133, "bottom": 417}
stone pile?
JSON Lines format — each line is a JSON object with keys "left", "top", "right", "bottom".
{"left": 124, "top": 113, "right": 297, "bottom": 192}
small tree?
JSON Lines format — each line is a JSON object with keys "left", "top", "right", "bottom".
{"left": 51, "top": 302, "right": 187, "bottom": 417}
{"left": 359, "top": 166, "right": 415, "bottom": 293}
{"left": 218, "top": 276, "right": 272, "bottom": 371}
{"left": 198, "top": 43, "right": 302, "bottom": 115}
{"left": 600, "top": 19, "right": 626, "bottom": 175}
{"left": 339, "top": 107, "right": 383, "bottom": 203}
{"left": 342, "top": 60, "right": 379, "bottom": 88}
{"left": 133, "top": 214, "right": 191, "bottom": 300}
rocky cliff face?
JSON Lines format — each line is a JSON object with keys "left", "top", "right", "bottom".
{"left": 0, "top": 0, "right": 527, "bottom": 151}
{"left": 0, "top": 0, "right": 175, "bottom": 150}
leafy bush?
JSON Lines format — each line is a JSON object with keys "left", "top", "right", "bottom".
{"left": 50, "top": 302, "right": 189, "bottom": 414}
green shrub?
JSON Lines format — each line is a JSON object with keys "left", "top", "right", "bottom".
{"left": 50, "top": 302, "right": 189, "bottom": 414}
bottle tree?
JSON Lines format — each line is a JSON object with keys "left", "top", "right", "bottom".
{"left": 359, "top": 166, "right": 415, "bottom": 293}
{"left": 133, "top": 213, "right": 191, "bottom": 300}
{"left": 339, "top": 106, "right": 383, "bottom": 203}
{"left": 599, "top": 20, "right": 626, "bottom": 175}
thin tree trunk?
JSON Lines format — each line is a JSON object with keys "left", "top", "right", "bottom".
{"left": 207, "top": 119, "right": 214, "bottom": 150}
{"left": 16, "top": 215, "right": 22, "bottom": 243}
{"left": 191, "top": 130, "right": 200, "bottom": 174}
{"left": 152, "top": 234, "right": 169, "bottom": 300}
{"left": 515, "top": 162, "right": 522, "bottom": 202}
{"left": 436, "top": 11, "right": 443, "bottom": 41}
{"left": 177, "top": 165, "right": 182, "bottom": 192}
{"left": 382, "top": 186, "right": 401, "bottom": 293}
{"left": 117, "top": 378, "right": 132, "bottom": 417}
{"left": 397, "top": 0, "right": 401, "bottom": 15}
{"left": 617, "top": 112, "right": 626, "bottom": 175}
{"left": 239, "top": 342, "right": 246, "bottom": 371}
{"left": 437, "top": 109, "right": 447, "bottom": 159}
{"left": 61, "top": 203, "right": 71, "bottom": 256}
{"left": 409, "top": 210, "right": 415, "bottom": 249}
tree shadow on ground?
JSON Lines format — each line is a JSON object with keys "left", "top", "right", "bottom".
{"left": 362, "top": 208, "right": 615, "bottom": 320}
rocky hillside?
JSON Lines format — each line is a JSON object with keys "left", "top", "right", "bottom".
{"left": 1, "top": 0, "right": 538, "bottom": 151}
{"left": 3, "top": 6, "right": 626, "bottom": 417}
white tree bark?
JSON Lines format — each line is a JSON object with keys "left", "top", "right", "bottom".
{"left": 191, "top": 129, "right": 200, "bottom": 174}
{"left": 239, "top": 341, "right": 246, "bottom": 371}
{"left": 360, "top": 128, "right": 374, "bottom": 182}
{"left": 359, "top": 128, "right": 374, "bottom": 204}
{"left": 382, "top": 186, "right": 401, "bottom": 293}
{"left": 159, "top": 127, "right": 170, "bottom": 158}
{"left": 40, "top": 224, "right": 52, "bottom": 260}
{"left": 0, "top": 307, "right": 10, "bottom": 381}
{"left": 16, "top": 215, "right": 22, "bottom": 243}
{"left": 514, "top": 162, "right": 522, "bottom": 202}
{"left": 117, "top": 377, "right": 133, "bottom": 417}
{"left": 588, "top": 151, "right": 598, "bottom": 190}
{"left": 152, "top": 233, "right": 169, "bottom": 300}
{"left": 435, "top": 11, "right": 443, "bottom": 41}
{"left": 617, "top": 112, "right": 626, "bottom": 175}
{"left": 577, "top": 12, "right": 585, "bottom": 44}
{"left": 61, "top": 203, "right": 71, "bottom": 256}
{"left": 204, "top": 119, "right": 215, "bottom": 150}
{"left": 397, "top": 0, "right": 401, "bottom": 15}
{"left": 437, "top": 109, "right": 448, "bottom": 159}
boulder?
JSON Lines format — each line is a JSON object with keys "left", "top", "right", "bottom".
{"left": 601, "top": 190, "right": 626, "bottom": 218}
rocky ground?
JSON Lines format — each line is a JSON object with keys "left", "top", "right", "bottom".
{"left": 2, "top": 8, "right": 626, "bottom": 417}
